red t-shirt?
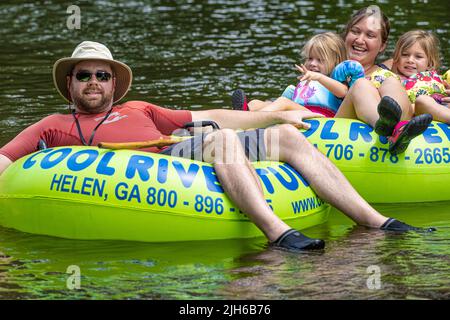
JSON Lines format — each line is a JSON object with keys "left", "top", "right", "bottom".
{"left": 0, "top": 101, "right": 192, "bottom": 161}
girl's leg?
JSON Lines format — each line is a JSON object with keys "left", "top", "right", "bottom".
{"left": 335, "top": 78, "right": 381, "bottom": 126}
{"left": 336, "top": 77, "right": 413, "bottom": 127}
{"left": 336, "top": 78, "right": 430, "bottom": 155}
{"left": 259, "top": 97, "right": 309, "bottom": 112}
{"left": 378, "top": 77, "right": 413, "bottom": 120}
{"left": 248, "top": 99, "right": 271, "bottom": 111}
{"left": 415, "top": 95, "right": 450, "bottom": 123}
{"left": 249, "top": 97, "right": 309, "bottom": 112}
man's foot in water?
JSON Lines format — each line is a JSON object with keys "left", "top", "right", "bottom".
{"left": 271, "top": 229, "right": 325, "bottom": 252}
{"left": 380, "top": 218, "right": 436, "bottom": 233}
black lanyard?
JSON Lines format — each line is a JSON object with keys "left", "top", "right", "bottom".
{"left": 71, "top": 107, "right": 113, "bottom": 146}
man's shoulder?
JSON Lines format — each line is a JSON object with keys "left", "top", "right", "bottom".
{"left": 38, "top": 112, "right": 72, "bottom": 123}
{"left": 116, "top": 101, "right": 190, "bottom": 116}
{"left": 114, "top": 101, "right": 191, "bottom": 120}
{"left": 20, "top": 113, "right": 72, "bottom": 132}
{"left": 118, "top": 100, "right": 160, "bottom": 110}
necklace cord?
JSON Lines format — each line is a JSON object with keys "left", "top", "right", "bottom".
{"left": 71, "top": 107, "right": 114, "bottom": 146}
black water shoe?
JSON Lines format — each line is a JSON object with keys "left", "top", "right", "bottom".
{"left": 374, "top": 96, "right": 402, "bottom": 137}
{"left": 388, "top": 114, "right": 433, "bottom": 155}
{"left": 231, "top": 89, "right": 249, "bottom": 111}
{"left": 380, "top": 218, "right": 436, "bottom": 233}
{"left": 271, "top": 229, "right": 325, "bottom": 251}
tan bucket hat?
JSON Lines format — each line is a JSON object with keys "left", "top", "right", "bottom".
{"left": 53, "top": 41, "right": 132, "bottom": 103}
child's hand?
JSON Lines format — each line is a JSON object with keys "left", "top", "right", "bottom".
{"left": 442, "top": 81, "right": 450, "bottom": 104}
{"left": 295, "top": 64, "right": 323, "bottom": 83}
{"left": 443, "top": 80, "right": 450, "bottom": 90}
{"left": 442, "top": 88, "right": 450, "bottom": 105}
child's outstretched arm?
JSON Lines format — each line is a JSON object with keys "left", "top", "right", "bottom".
{"left": 296, "top": 64, "right": 348, "bottom": 98}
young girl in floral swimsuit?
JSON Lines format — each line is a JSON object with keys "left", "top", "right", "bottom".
{"left": 391, "top": 30, "right": 450, "bottom": 124}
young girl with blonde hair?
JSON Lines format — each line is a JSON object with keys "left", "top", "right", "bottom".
{"left": 232, "top": 32, "right": 365, "bottom": 118}
{"left": 391, "top": 30, "right": 450, "bottom": 124}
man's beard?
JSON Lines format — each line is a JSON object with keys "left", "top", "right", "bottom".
{"left": 72, "top": 88, "right": 114, "bottom": 114}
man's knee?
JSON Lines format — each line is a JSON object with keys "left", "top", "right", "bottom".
{"left": 204, "top": 129, "right": 238, "bottom": 145}
{"left": 265, "top": 124, "right": 309, "bottom": 161}
{"left": 277, "top": 124, "right": 306, "bottom": 141}
{"left": 203, "top": 129, "right": 242, "bottom": 163}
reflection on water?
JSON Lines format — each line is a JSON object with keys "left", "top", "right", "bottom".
{"left": 0, "top": 227, "right": 256, "bottom": 299}
{"left": 0, "top": 204, "right": 448, "bottom": 299}
{"left": 0, "top": 0, "right": 449, "bottom": 299}
{"left": 222, "top": 225, "right": 449, "bottom": 300}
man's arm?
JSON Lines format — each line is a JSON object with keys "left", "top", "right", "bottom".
{"left": 0, "top": 155, "right": 12, "bottom": 176}
{"left": 190, "top": 109, "right": 322, "bottom": 130}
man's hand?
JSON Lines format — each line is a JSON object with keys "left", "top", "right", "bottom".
{"left": 0, "top": 154, "right": 12, "bottom": 176}
{"left": 295, "top": 64, "right": 323, "bottom": 83}
{"left": 278, "top": 110, "right": 324, "bottom": 130}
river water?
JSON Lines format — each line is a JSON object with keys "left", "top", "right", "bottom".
{"left": 0, "top": 0, "right": 449, "bottom": 300}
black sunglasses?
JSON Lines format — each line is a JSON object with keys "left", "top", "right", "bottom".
{"left": 74, "top": 71, "right": 112, "bottom": 82}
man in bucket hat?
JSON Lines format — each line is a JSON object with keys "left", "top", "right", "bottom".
{"left": 53, "top": 41, "right": 132, "bottom": 112}
{"left": 0, "top": 41, "right": 435, "bottom": 251}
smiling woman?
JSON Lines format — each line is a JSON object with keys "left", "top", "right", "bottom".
{"left": 334, "top": 5, "right": 432, "bottom": 156}
{"left": 343, "top": 7, "right": 390, "bottom": 74}
{"left": 336, "top": 6, "right": 411, "bottom": 123}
